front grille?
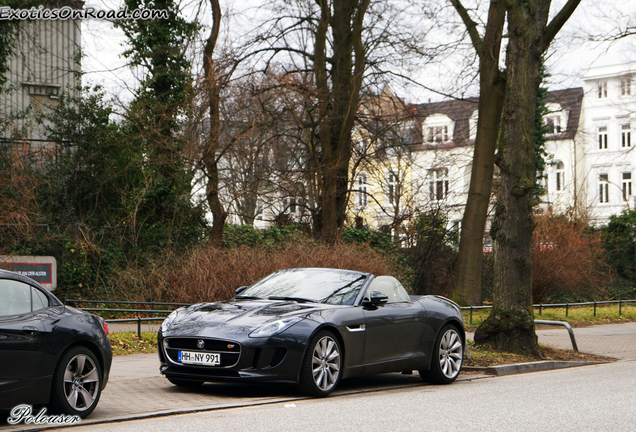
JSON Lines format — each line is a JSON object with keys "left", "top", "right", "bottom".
{"left": 164, "top": 337, "right": 241, "bottom": 368}
{"left": 166, "top": 338, "right": 240, "bottom": 352}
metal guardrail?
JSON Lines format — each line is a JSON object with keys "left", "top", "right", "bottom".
{"left": 534, "top": 320, "right": 579, "bottom": 351}
{"left": 65, "top": 299, "right": 191, "bottom": 339}
{"left": 461, "top": 299, "right": 636, "bottom": 325}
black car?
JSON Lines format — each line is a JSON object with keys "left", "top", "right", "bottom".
{"left": 158, "top": 268, "right": 465, "bottom": 396}
{"left": 0, "top": 270, "right": 112, "bottom": 418}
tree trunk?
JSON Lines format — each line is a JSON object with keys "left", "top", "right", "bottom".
{"left": 315, "top": 0, "right": 369, "bottom": 244}
{"left": 474, "top": 0, "right": 551, "bottom": 355}
{"left": 452, "top": 0, "right": 506, "bottom": 306}
{"left": 202, "top": 0, "right": 226, "bottom": 246}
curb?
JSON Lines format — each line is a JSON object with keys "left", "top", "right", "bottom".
{"left": 463, "top": 360, "right": 608, "bottom": 376}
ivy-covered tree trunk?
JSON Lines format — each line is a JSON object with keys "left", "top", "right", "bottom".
{"left": 474, "top": 0, "right": 582, "bottom": 354}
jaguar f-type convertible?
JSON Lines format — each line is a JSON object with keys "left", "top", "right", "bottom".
{"left": 158, "top": 268, "right": 465, "bottom": 396}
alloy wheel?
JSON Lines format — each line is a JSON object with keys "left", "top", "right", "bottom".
{"left": 438, "top": 328, "right": 463, "bottom": 379}
{"left": 311, "top": 335, "right": 341, "bottom": 392}
{"left": 63, "top": 353, "right": 100, "bottom": 411}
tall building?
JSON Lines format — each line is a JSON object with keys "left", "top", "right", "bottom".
{"left": 0, "top": 1, "right": 82, "bottom": 154}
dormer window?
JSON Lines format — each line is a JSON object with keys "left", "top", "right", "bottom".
{"left": 423, "top": 114, "right": 454, "bottom": 144}
{"left": 543, "top": 103, "right": 567, "bottom": 136}
{"left": 427, "top": 126, "right": 448, "bottom": 143}
{"left": 545, "top": 116, "right": 561, "bottom": 134}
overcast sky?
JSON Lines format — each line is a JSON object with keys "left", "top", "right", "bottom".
{"left": 78, "top": 0, "right": 636, "bottom": 107}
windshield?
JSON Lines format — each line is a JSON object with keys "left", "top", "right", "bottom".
{"left": 238, "top": 269, "right": 369, "bottom": 305}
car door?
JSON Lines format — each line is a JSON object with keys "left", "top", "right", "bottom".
{"left": 0, "top": 279, "right": 47, "bottom": 393}
{"left": 362, "top": 276, "right": 427, "bottom": 372}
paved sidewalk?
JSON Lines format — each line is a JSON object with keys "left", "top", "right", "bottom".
{"left": 466, "top": 322, "right": 636, "bottom": 360}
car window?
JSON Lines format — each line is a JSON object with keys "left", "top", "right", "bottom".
{"left": 32, "top": 287, "right": 49, "bottom": 311}
{"left": 241, "top": 269, "right": 368, "bottom": 305}
{"left": 0, "top": 279, "right": 32, "bottom": 316}
{"left": 365, "top": 276, "right": 410, "bottom": 303}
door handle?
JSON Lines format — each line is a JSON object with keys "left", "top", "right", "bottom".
{"left": 22, "top": 326, "right": 39, "bottom": 334}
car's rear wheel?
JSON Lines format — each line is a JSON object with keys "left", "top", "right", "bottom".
{"left": 299, "top": 330, "right": 342, "bottom": 397}
{"left": 167, "top": 377, "right": 204, "bottom": 388}
{"left": 419, "top": 324, "right": 463, "bottom": 384}
{"left": 49, "top": 346, "right": 102, "bottom": 418}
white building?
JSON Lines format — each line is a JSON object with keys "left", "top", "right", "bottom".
{"left": 540, "top": 88, "right": 585, "bottom": 215}
{"left": 581, "top": 62, "right": 636, "bottom": 225}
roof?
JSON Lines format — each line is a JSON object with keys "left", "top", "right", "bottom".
{"left": 544, "top": 87, "right": 584, "bottom": 140}
{"left": 412, "top": 98, "right": 479, "bottom": 150}
{"left": 407, "top": 87, "right": 583, "bottom": 150}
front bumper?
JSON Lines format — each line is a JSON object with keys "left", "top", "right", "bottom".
{"left": 157, "top": 325, "right": 312, "bottom": 384}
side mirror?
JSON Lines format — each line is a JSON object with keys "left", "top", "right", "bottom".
{"left": 235, "top": 286, "right": 248, "bottom": 295}
{"left": 363, "top": 291, "right": 388, "bottom": 307}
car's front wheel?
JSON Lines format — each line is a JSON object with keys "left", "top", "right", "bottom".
{"left": 49, "top": 346, "right": 102, "bottom": 418}
{"left": 299, "top": 330, "right": 342, "bottom": 397}
{"left": 419, "top": 324, "right": 463, "bottom": 384}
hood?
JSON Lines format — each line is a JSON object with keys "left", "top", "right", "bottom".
{"left": 163, "top": 299, "right": 330, "bottom": 338}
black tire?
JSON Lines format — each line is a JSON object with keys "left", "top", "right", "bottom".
{"left": 167, "top": 377, "right": 204, "bottom": 388}
{"left": 299, "top": 330, "right": 342, "bottom": 397}
{"left": 49, "top": 346, "right": 102, "bottom": 418}
{"left": 419, "top": 324, "right": 463, "bottom": 384}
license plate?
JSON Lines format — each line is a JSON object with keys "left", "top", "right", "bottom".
{"left": 178, "top": 351, "right": 221, "bottom": 366}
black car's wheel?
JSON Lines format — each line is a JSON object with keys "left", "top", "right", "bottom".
{"left": 49, "top": 347, "right": 102, "bottom": 418}
{"left": 419, "top": 324, "right": 463, "bottom": 384}
{"left": 299, "top": 330, "right": 342, "bottom": 397}
{"left": 167, "top": 377, "right": 204, "bottom": 388}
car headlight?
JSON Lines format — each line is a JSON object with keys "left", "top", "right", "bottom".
{"left": 249, "top": 317, "right": 302, "bottom": 338}
{"left": 161, "top": 310, "right": 180, "bottom": 333}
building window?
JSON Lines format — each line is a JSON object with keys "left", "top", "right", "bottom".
{"left": 622, "top": 124, "right": 631, "bottom": 148}
{"left": 387, "top": 173, "right": 399, "bottom": 205}
{"left": 356, "top": 174, "right": 368, "bottom": 207}
{"left": 427, "top": 126, "right": 449, "bottom": 143}
{"left": 284, "top": 197, "right": 302, "bottom": 215}
{"left": 599, "top": 174, "right": 609, "bottom": 203}
{"left": 598, "top": 126, "right": 608, "bottom": 149}
{"left": 623, "top": 173, "right": 633, "bottom": 202}
{"left": 429, "top": 169, "right": 449, "bottom": 201}
{"left": 545, "top": 116, "right": 562, "bottom": 134}
{"left": 598, "top": 81, "right": 608, "bottom": 98}
{"left": 555, "top": 161, "right": 565, "bottom": 192}
{"left": 621, "top": 77, "right": 632, "bottom": 96}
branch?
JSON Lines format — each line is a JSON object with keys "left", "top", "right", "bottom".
{"left": 543, "top": 0, "right": 582, "bottom": 51}
{"left": 449, "top": 0, "right": 484, "bottom": 56}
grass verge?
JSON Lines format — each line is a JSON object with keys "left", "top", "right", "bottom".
{"left": 108, "top": 331, "right": 158, "bottom": 356}
{"left": 463, "top": 304, "right": 636, "bottom": 330}
{"left": 464, "top": 340, "right": 615, "bottom": 368}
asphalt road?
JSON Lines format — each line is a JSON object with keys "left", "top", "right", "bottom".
{"left": 50, "top": 360, "right": 636, "bottom": 432}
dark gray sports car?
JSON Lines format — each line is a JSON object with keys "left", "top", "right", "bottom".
{"left": 158, "top": 268, "right": 465, "bottom": 396}
{"left": 0, "top": 270, "right": 112, "bottom": 418}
